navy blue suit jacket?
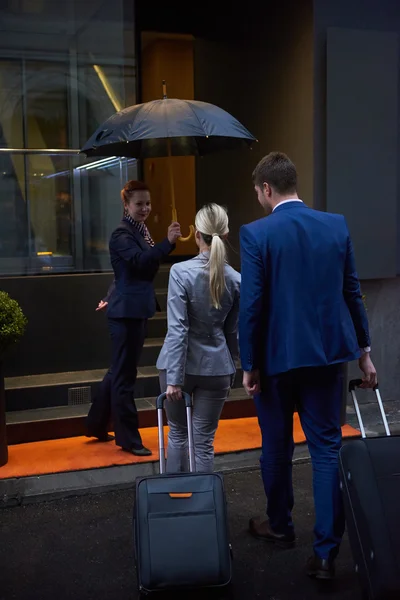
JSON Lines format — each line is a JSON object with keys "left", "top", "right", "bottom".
{"left": 239, "top": 202, "right": 370, "bottom": 376}
{"left": 107, "top": 220, "right": 174, "bottom": 320}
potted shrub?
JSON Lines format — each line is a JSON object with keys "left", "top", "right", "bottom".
{"left": 0, "top": 291, "right": 28, "bottom": 467}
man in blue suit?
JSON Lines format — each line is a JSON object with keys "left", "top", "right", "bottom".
{"left": 239, "top": 152, "right": 377, "bottom": 579}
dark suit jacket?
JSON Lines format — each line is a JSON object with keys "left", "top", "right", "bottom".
{"left": 239, "top": 202, "right": 370, "bottom": 376}
{"left": 106, "top": 220, "right": 174, "bottom": 320}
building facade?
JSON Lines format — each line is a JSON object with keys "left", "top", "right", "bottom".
{"left": 1, "top": 0, "right": 400, "bottom": 435}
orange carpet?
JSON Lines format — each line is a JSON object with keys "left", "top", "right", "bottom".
{"left": 0, "top": 415, "right": 360, "bottom": 480}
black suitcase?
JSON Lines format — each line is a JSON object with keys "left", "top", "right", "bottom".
{"left": 134, "top": 391, "right": 232, "bottom": 595}
{"left": 339, "top": 379, "right": 400, "bottom": 599}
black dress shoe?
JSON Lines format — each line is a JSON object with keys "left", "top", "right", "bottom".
{"left": 249, "top": 517, "right": 296, "bottom": 548}
{"left": 306, "top": 554, "right": 335, "bottom": 580}
{"left": 122, "top": 446, "right": 152, "bottom": 457}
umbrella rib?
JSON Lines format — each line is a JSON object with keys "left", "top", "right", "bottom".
{"left": 186, "top": 102, "right": 208, "bottom": 136}
{"left": 133, "top": 101, "right": 154, "bottom": 137}
{"left": 163, "top": 100, "right": 169, "bottom": 138}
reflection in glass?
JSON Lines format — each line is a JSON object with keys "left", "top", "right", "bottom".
{"left": 0, "top": 0, "right": 137, "bottom": 276}
{"left": 27, "top": 155, "right": 73, "bottom": 261}
{"left": 0, "top": 60, "right": 24, "bottom": 149}
{"left": 77, "top": 156, "right": 138, "bottom": 271}
{"left": 0, "top": 154, "right": 29, "bottom": 264}
{"left": 78, "top": 63, "right": 126, "bottom": 147}
{"left": 25, "top": 62, "right": 69, "bottom": 149}
{"left": 0, "top": 152, "right": 137, "bottom": 275}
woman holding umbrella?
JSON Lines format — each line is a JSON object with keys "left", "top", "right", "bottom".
{"left": 82, "top": 84, "right": 255, "bottom": 456}
{"left": 90, "top": 180, "right": 181, "bottom": 456}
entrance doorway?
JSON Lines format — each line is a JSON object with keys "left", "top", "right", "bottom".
{"left": 140, "top": 32, "right": 197, "bottom": 256}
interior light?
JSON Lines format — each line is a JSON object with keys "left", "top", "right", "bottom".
{"left": 93, "top": 64, "right": 122, "bottom": 112}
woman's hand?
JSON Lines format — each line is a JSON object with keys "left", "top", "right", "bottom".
{"left": 167, "top": 222, "right": 182, "bottom": 244}
{"left": 96, "top": 300, "right": 108, "bottom": 312}
{"left": 166, "top": 385, "right": 183, "bottom": 402}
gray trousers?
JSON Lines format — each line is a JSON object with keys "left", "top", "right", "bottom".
{"left": 159, "top": 371, "right": 231, "bottom": 473}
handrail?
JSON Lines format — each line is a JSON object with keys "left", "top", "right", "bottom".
{"left": 0, "top": 148, "right": 81, "bottom": 155}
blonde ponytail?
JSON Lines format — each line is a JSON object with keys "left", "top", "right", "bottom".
{"left": 209, "top": 234, "right": 227, "bottom": 309}
{"left": 195, "top": 204, "right": 229, "bottom": 309}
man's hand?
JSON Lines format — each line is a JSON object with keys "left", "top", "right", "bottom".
{"left": 166, "top": 385, "right": 183, "bottom": 402}
{"left": 358, "top": 353, "right": 377, "bottom": 389}
{"left": 243, "top": 370, "right": 261, "bottom": 396}
{"left": 96, "top": 300, "right": 108, "bottom": 312}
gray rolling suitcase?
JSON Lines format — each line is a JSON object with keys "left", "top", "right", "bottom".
{"left": 339, "top": 379, "right": 400, "bottom": 599}
{"left": 134, "top": 392, "right": 232, "bottom": 595}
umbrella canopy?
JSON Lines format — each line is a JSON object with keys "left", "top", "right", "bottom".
{"left": 81, "top": 98, "right": 256, "bottom": 159}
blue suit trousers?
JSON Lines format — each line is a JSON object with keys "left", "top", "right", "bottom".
{"left": 254, "top": 363, "right": 346, "bottom": 559}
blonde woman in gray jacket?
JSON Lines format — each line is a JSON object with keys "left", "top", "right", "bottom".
{"left": 157, "top": 204, "right": 241, "bottom": 473}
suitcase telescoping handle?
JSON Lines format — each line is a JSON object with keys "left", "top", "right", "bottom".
{"left": 156, "top": 392, "right": 196, "bottom": 475}
{"left": 348, "top": 379, "right": 391, "bottom": 438}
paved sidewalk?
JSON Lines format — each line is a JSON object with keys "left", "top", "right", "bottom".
{"left": 0, "top": 463, "right": 362, "bottom": 600}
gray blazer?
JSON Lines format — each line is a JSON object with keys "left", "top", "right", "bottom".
{"left": 156, "top": 253, "right": 241, "bottom": 386}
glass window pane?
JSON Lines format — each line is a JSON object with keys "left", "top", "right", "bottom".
{"left": 25, "top": 61, "right": 69, "bottom": 149}
{"left": 78, "top": 157, "right": 138, "bottom": 271}
{"left": 0, "top": 60, "right": 24, "bottom": 148}
{"left": 0, "top": 152, "right": 139, "bottom": 276}
{"left": 0, "top": 0, "right": 137, "bottom": 276}
{"left": 0, "top": 153, "right": 29, "bottom": 273}
{"left": 75, "top": 0, "right": 136, "bottom": 146}
{"left": 77, "top": 63, "right": 126, "bottom": 147}
{"left": 27, "top": 154, "right": 74, "bottom": 266}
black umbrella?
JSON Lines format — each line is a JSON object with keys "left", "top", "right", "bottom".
{"left": 81, "top": 82, "right": 257, "bottom": 241}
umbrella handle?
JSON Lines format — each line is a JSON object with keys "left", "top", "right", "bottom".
{"left": 171, "top": 207, "right": 195, "bottom": 242}
{"left": 179, "top": 224, "right": 195, "bottom": 243}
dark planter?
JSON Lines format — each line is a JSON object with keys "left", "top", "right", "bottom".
{"left": 0, "top": 361, "right": 8, "bottom": 467}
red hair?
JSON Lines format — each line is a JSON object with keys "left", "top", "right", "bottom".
{"left": 121, "top": 180, "right": 150, "bottom": 203}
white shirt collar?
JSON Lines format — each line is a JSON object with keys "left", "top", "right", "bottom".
{"left": 272, "top": 198, "right": 303, "bottom": 212}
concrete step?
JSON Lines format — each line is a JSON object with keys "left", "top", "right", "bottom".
{"left": 5, "top": 361, "right": 244, "bottom": 413}
{"left": 9, "top": 391, "right": 400, "bottom": 448}
{"left": 155, "top": 288, "right": 167, "bottom": 311}
{"left": 153, "top": 264, "right": 172, "bottom": 288}
{"left": 146, "top": 312, "right": 167, "bottom": 338}
{"left": 5, "top": 366, "right": 159, "bottom": 412}
{"left": 6, "top": 388, "right": 255, "bottom": 445}
{"left": 5, "top": 330, "right": 166, "bottom": 412}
